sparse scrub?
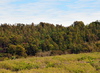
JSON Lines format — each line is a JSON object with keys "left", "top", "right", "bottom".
{"left": 0, "top": 52, "right": 100, "bottom": 73}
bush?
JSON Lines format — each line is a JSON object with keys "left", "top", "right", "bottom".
{"left": 35, "top": 51, "right": 51, "bottom": 57}
{"left": 16, "top": 45, "right": 27, "bottom": 56}
{"left": 51, "top": 50, "right": 64, "bottom": 56}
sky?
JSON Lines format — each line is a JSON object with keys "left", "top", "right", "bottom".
{"left": 0, "top": 0, "right": 100, "bottom": 26}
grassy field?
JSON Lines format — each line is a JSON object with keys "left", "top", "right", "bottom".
{"left": 0, "top": 52, "right": 100, "bottom": 73}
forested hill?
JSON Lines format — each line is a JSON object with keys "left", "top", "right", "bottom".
{"left": 0, "top": 21, "right": 100, "bottom": 57}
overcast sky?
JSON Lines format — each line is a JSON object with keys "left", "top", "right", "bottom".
{"left": 0, "top": 0, "right": 100, "bottom": 26}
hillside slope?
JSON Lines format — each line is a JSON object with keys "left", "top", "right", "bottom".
{"left": 0, "top": 52, "right": 100, "bottom": 73}
{"left": 0, "top": 21, "right": 100, "bottom": 58}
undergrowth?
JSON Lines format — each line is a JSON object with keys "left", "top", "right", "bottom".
{"left": 0, "top": 52, "right": 100, "bottom": 73}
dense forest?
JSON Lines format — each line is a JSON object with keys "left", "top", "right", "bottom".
{"left": 0, "top": 20, "right": 100, "bottom": 58}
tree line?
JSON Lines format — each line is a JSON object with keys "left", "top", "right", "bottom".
{"left": 0, "top": 21, "right": 100, "bottom": 58}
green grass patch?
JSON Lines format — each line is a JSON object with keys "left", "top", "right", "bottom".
{"left": 0, "top": 52, "right": 100, "bottom": 73}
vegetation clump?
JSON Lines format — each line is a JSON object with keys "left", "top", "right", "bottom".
{"left": 0, "top": 20, "right": 100, "bottom": 59}
{"left": 0, "top": 52, "right": 100, "bottom": 73}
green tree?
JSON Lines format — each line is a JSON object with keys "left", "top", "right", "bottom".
{"left": 8, "top": 44, "right": 16, "bottom": 55}
{"left": 16, "top": 45, "right": 26, "bottom": 56}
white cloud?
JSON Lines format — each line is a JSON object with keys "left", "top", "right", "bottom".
{"left": 0, "top": 0, "right": 20, "bottom": 4}
{"left": 0, "top": 0, "right": 100, "bottom": 26}
{"left": 78, "top": 0, "right": 92, "bottom": 1}
{"left": 41, "top": 0, "right": 68, "bottom": 1}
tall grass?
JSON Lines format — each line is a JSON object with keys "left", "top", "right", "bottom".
{"left": 0, "top": 52, "right": 100, "bottom": 73}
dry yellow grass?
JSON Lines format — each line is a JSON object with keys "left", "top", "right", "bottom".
{"left": 0, "top": 52, "right": 100, "bottom": 73}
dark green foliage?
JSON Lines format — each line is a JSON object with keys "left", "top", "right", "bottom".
{"left": 0, "top": 21, "right": 100, "bottom": 58}
{"left": 8, "top": 44, "right": 16, "bottom": 55}
{"left": 16, "top": 45, "right": 26, "bottom": 56}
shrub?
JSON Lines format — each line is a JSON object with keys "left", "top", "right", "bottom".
{"left": 51, "top": 50, "right": 64, "bottom": 55}
{"left": 35, "top": 51, "right": 51, "bottom": 57}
